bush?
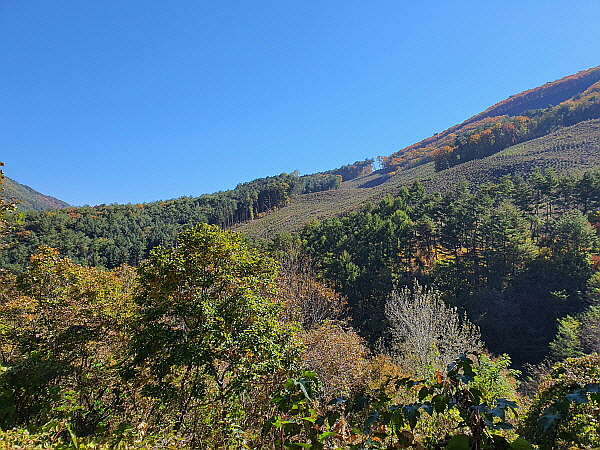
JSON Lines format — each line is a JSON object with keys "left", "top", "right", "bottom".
{"left": 520, "top": 354, "right": 600, "bottom": 450}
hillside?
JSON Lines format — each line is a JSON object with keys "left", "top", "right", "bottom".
{"left": 379, "top": 65, "right": 600, "bottom": 171}
{"left": 4, "top": 114, "right": 599, "bottom": 266}
{"left": 236, "top": 119, "right": 600, "bottom": 238}
{"left": 0, "top": 171, "right": 343, "bottom": 270}
{"left": 3, "top": 65, "right": 600, "bottom": 268}
{"left": 2, "top": 176, "right": 71, "bottom": 210}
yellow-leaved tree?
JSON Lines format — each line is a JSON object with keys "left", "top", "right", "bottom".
{"left": 0, "top": 246, "right": 138, "bottom": 436}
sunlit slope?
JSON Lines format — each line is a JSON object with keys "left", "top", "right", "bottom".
{"left": 2, "top": 177, "right": 70, "bottom": 210}
{"left": 380, "top": 65, "right": 600, "bottom": 171}
{"left": 236, "top": 119, "right": 600, "bottom": 238}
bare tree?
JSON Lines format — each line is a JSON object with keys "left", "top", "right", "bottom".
{"left": 581, "top": 305, "right": 600, "bottom": 354}
{"left": 277, "top": 252, "right": 347, "bottom": 329}
{"left": 385, "top": 282, "right": 482, "bottom": 378}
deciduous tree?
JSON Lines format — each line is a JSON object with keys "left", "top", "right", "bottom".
{"left": 385, "top": 283, "right": 482, "bottom": 378}
{"left": 128, "top": 223, "right": 299, "bottom": 444}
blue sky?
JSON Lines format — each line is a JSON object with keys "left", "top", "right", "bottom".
{"left": 2, "top": 1, "right": 600, "bottom": 206}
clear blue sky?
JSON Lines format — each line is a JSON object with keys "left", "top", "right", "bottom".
{"left": 2, "top": 0, "right": 600, "bottom": 206}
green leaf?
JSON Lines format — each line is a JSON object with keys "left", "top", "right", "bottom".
{"left": 566, "top": 388, "right": 590, "bottom": 404}
{"left": 421, "top": 403, "right": 433, "bottom": 416}
{"left": 318, "top": 431, "right": 338, "bottom": 441}
{"left": 327, "top": 411, "right": 341, "bottom": 427}
{"left": 402, "top": 404, "right": 421, "bottom": 429}
{"left": 469, "top": 387, "right": 482, "bottom": 404}
{"left": 363, "top": 410, "right": 381, "bottom": 433}
{"left": 431, "top": 394, "right": 448, "bottom": 413}
{"left": 262, "top": 417, "right": 276, "bottom": 435}
{"left": 539, "top": 412, "right": 561, "bottom": 431}
{"left": 510, "top": 437, "right": 532, "bottom": 450}
{"left": 446, "top": 434, "right": 471, "bottom": 450}
{"left": 328, "top": 397, "right": 346, "bottom": 406}
{"left": 495, "top": 398, "right": 518, "bottom": 410}
{"left": 494, "top": 421, "right": 515, "bottom": 430}
{"left": 353, "top": 395, "right": 371, "bottom": 412}
{"left": 418, "top": 386, "right": 430, "bottom": 401}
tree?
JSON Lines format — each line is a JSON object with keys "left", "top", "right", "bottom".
{"left": 128, "top": 223, "right": 299, "bottom": 444}
{"left": 550, "top": 305, "right": 600, "bottom": 361}
{"left": 277, "top": 250, "right": 347, "bottom": 330}
{"left": 385, "top": 283, "right": 482, "bottom": 378}
{"left": 0, "top": 246, "right": 137, "bottom": 435}
{"left": 479, "top": 201, "right": 536, "bottom": 283}
{"left": 549, "top": 315, "right": 584, "bottom": 361}
{"left": 0, "top": 163, "right": 17, "bottom": 247}
{"left": 299, "top": 322, "right": 371, "bottom": 401}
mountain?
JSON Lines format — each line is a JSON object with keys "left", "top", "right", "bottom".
{"left": 379, "top": 65, "right": 600, "bottom": 172}
{"left": 236, "top": 67, "right": 600, "bottom": 238}
{"left": 2, "top": 176, "right": 71, "bottom": 210}
{"left": 2, "top": 65, "right": 600, "bottom": 269}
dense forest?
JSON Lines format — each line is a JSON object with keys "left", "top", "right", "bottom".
{"left": 295, "top": 169, "right": 600, "bottom": 367}
{"left": 0, "top": 171, "right": 342, "bottom": 271}
{"left": 2, "top": 68, "right": 600, "bottom": 449}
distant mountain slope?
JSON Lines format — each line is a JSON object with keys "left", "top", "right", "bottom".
{"left": 470, "top": 66, "right": 600, "bottom": 121}
{"left": 0, "top": 171, "right": 344, "bottom": 270}
{"left": 2, "top": 177, "right": 70, "bottom": 210}
{"left": 380, "top": 65, "right": 600, "bottom": 171}
{"left": 418, "top": 118, "right": 600, "bottom": 192}
{"left": 235, "top": 119, "right": 600, "bottom": 238}
{"left": 4, "top": 65, "right": 600, "bottom": 267}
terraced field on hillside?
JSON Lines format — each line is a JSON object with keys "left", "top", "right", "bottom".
{"left": 236, "top": 119, "right": 600, "bottom": 238}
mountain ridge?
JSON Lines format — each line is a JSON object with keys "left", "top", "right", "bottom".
{"left": 2, "top": 177, "right": 70, "bottom": 210}
{"left": 379, "top": 65, "right": 600, "bottom": 171}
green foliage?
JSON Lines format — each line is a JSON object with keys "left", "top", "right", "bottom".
{"left": 0, "top": 246, "right": 137, "bottom": 436}
{"left": 266, "top": 354, "right": 526, "bottom": 450}
{"left": 520, "top": 354, "right": 600, "bottom": 449}
{"left": 550, "top": 303, "right": 600, "bottom": 362}
{"left": 298, "top": 168, "right": 600, "bottom": 365}
{"left": 262, "top": 370, "right": 338, "bottom": 450}
{"left": 471, "top": 354, "right": 520, "bottom": 402}
{"left": 0, "top": 171, "right": 341, "bottom": 271}
{"left": 128, "top": 223, "right": 300, "bottom": 445}
{"left": 549, "top": 315, "right": 585, "bottom": 361}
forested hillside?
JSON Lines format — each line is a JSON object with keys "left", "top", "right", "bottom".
{"left": 2, "top": 176, "right": 70, "bottom": 210}
{"left": 294, "top": 168, "right": 600, "bottom": 366}
{"left": 2, "top": 67, "right": 600, "bottom": 449}
{"left": 0, "top": 171, "right": 341, "bottom": 270}
{"left": 237, "top": 119, "right": 600, "bottom": 238}
{"left": 380, "top": 65, "right": 600, "bottom": 171}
